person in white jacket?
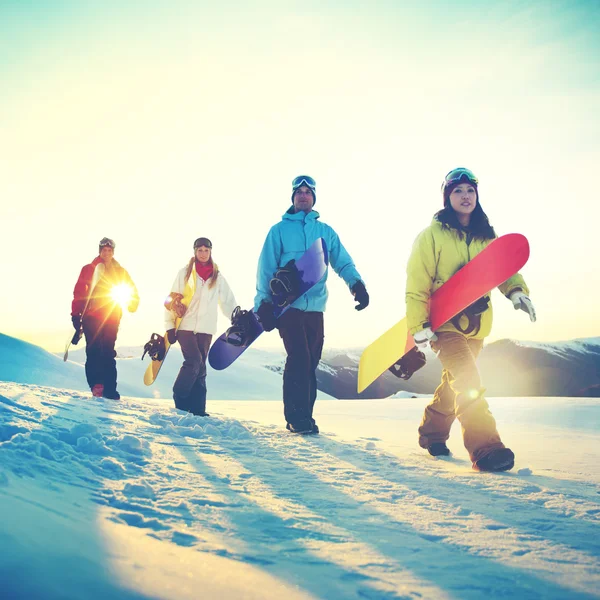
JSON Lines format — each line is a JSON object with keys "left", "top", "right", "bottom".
{"left": 165, "top": 237, "right": 237, "bottom": 416}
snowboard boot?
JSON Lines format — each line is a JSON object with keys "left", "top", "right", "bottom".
{"left": 91, "top": 384, "right": 104, "bottom": 398}
{"left": 103, "top": 390, "right": 121, "bottom": 400}
{"left": 286, "top": 419, "right": 313, "bottom": 434}
{"left": 310, "top": 419, "right": 320, "bottom": 434}
{"left": 428, "top": 442, "right": 450, "bottom": 457}
{"left": 474, "top": 448, "right": 515, "bottom": 472}
{"left": 191, "top": 410, "right": 210, "bottom": 417}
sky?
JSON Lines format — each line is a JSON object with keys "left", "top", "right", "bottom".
{"left": 1, "top": 377, "right": 599, "bottom": 599}
{"left": 1, "top": 0, "right": 599, "bottom": 352}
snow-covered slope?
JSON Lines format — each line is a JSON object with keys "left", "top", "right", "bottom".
{"left": 0, "top": 333, "right": 146, "bottom": 398}
{"left": 1, "top": 381, "right": 599, "bottom": 599}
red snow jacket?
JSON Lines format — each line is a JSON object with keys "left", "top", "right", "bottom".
{"left": 71, "top": 256, "right": 139, "bottom": 322}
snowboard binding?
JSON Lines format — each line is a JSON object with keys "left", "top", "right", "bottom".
{"left": 142, "top": 333, "right": 166, "bottom": 362}
{"left": 451, "top": 295, "right": 490, "bottom": 335}
{"left": 225, "top": 306, "right": 255, "bottom": 347}
{"left": 270, "top": 259, "right": 302, "bottom": 308}
{"left": 389, "top": 347, "right": 427, "bottom": 380}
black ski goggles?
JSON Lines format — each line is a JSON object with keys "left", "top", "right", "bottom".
{"left": 443, "top": 168, "right": 479, "bottom": 187}
{"left": 292, "top": 175, "right": 316, "bottom": 191}
{"left": 193, "top": 237, "right": 212, "bottom": 249}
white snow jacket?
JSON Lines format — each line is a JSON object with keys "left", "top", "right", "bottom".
{"left": 164, "top": 266, "right": 237, "bottom": 335}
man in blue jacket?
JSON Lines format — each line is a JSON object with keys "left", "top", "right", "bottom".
{"left": 254, "top": 175, "right": 369, "bottom": 434}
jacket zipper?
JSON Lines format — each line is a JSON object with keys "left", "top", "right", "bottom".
{"left": 302, "top": 214, "right": 309, "bottom": 309}
{"left": 466, "top": 232, "right": 473, "bottom": 262}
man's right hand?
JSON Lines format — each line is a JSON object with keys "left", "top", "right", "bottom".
{"left": 257, "top": 302, "right": 278, "bottom": 332}
{"left": 71, "top": 315, "right": 81, "bottom": 332}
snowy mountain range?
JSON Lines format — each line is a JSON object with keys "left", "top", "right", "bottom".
{"left": 321, "top": 338, "right": 600, "bottom": 399}
{"left": 1, "top": 333, "right": 599, "bottom": 400}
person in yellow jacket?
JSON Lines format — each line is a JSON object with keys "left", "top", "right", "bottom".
{"left": 406, "top": 167, "right": 536, "bottom": 472}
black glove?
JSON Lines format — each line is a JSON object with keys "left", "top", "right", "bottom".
{"left": 257, "top": 302, "right": 278, "bottom": 332}
{"left": 167, "top": 328, "right": 177, "bottom": 345}
{"left": 351, "top": 281, "right": 369, "bottom": 311}
{"left": 71, "top": 315, "right": 82, "bottom": 332}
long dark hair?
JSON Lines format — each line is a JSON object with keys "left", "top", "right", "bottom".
{"left": 435, "top": 199, "right": 496, "bottom": 240}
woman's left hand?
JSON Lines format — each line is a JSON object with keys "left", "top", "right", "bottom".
{"left": 510, "top": 292, "right": 536, "bottom": 322}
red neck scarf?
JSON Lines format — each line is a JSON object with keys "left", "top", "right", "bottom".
{"left": 195, "top": 261, "right": 213, "bottom": 282}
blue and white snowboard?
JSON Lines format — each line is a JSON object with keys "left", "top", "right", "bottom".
{"left": 208, "top": 238, "right": 328, "bottom": 370}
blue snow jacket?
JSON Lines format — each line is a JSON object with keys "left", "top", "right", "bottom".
{"left": 254, "top": 208, "right": 363, "bottom": 313}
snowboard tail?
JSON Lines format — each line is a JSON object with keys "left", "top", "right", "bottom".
{"left": 142, "top": 333, "right": 174, "bottom": 386}
{"left": 357, "top": 233, "right": 530, "bottom": 393}
{"left": 143, "top": 291, "right": 193, "bottom": 386}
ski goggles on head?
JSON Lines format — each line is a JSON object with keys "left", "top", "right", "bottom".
{"left": 292, "top": 175, "right": 316, "bottom": 191}
{"left": 443, "top": 167, "right": 479, "bottom": 187}
{"left": 99, "top": 237, "right": 115, "bottom": 249}
{"left": 193, "top": 237, "right": 212, "bottom": 249}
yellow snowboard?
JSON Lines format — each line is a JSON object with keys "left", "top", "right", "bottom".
{"left": 357, "top": 317, "right": 414, "bottom": 393}
{"left": 143, "top": 334, "right": 175, "bottom": 386}
{"left": 143, "top": 284, "right": 194, "bottom": 386}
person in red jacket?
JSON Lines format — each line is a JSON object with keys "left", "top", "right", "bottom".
{"left": 71, "top": 237, "right": 139, "bottom": 399}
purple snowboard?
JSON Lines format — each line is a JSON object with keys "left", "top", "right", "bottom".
{"left": 208, "top": 238, "right": 329, "bottom": 371}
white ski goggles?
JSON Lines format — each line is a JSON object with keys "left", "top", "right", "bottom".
{"left": 99, "top": 237, "right": 115, "bottom": 249}
{"left": 292, "top": 175, "right": 316, "bottom": 191}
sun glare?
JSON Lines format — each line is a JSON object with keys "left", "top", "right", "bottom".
{"left": 110, "top": 283, "right": 133, "bottom": 309}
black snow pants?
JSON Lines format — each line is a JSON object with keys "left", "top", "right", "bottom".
{"left": 278, "top": 308, "right": 324, "bottom": 427}
{"left": 83, "top": 316, "right": 119, "bottom": 395}
{"left": 173, "top": 330, "right": 212, "bottom": 415}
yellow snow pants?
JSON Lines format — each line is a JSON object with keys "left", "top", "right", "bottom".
{"left": 418, "top": 332, "right": 506, "bottom": 463}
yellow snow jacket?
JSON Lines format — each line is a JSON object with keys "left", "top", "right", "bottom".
{"left": 406, "top": 219, "right": 529, "bottom": 339}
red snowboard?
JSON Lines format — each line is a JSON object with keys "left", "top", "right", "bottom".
{"left": 358, "top": 233, "right": 530, "bottom": 392}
